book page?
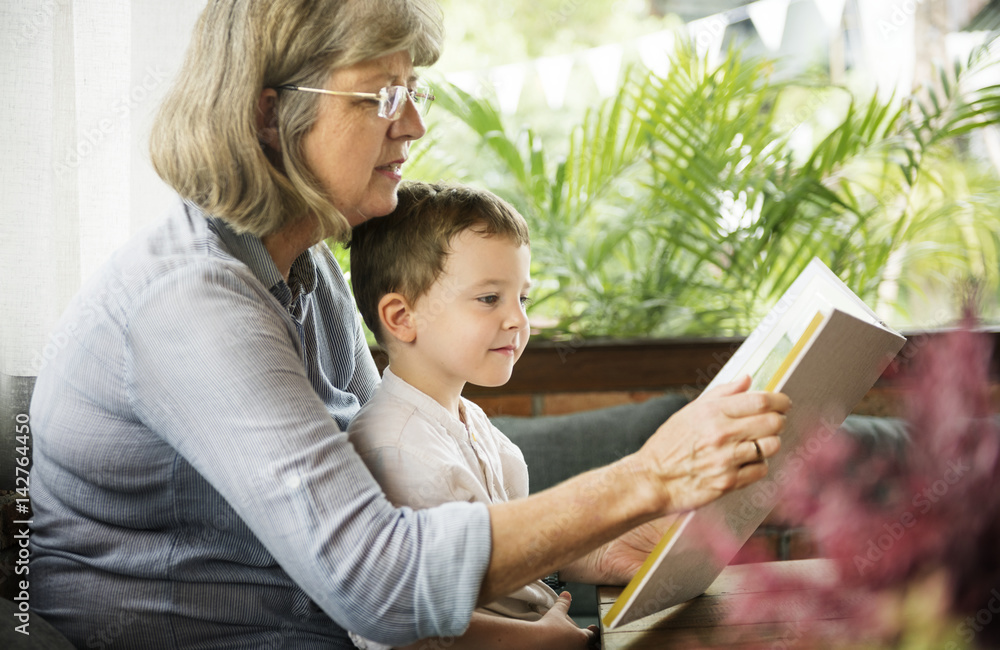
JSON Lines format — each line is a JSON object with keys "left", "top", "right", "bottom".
{"left": 708, "top": 258, "right": 892, "bottom": 391}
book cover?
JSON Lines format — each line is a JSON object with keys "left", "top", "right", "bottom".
{"left": 603, "top": 258, "right": 906, "bottom": 629}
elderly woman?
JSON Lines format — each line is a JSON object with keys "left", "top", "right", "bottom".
{"left": 28, "top": 0, "right": 788, "bottom": 648}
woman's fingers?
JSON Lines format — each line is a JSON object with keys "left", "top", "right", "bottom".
{"left": 717, "top": 389, "right": 792, "bottom": 419}
{"left": 637, "top": 380, "right": 791, "bottom": 513}
{"left": 699, "top": 374, "right": 752, "bottom": 399}
{"left": 694, "top": 398, "right": 786, "bottom": 462}
{"left": 734, "top": 434, "right": 781, "bottom": 466}
{"left": 730, "top": 410, "right": 787, "bottom": 443}
{"left": 734, "top": 439, "right": 762, "bottom": 466}
{"left": 754, "top": 434, "right": 781, "bottom": 460}
{"left": 733, "top": 453, "right": 771, "bottom": 487}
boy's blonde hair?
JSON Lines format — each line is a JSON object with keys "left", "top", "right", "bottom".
{"left": 350, "top": 182, "right": 530, "bottom": 344}
{"left": 149, "top": 0, "right": 443, "bottom": 241}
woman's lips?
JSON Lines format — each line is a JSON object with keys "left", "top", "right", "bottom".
{"left": 375, "top": 160, "right": 403, "bottom": 180}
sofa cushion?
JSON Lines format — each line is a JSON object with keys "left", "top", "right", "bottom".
{"left": 492, "top": 393, "right": 692, "bottom": 493}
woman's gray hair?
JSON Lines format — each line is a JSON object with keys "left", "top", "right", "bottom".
{"left": 150, "top": 0, "right": 443, "bottom": 241}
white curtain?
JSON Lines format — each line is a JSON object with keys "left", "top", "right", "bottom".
{"left": 1, "top": 0, "right": 204, "bottom": 383}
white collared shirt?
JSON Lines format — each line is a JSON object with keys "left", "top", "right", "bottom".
{"left": 349, "top": 367, "right": 559, "bottom": 623}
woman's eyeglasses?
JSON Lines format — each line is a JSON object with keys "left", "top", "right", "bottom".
{"left": 278, "top": 84, "right": 435, "bottom": 121}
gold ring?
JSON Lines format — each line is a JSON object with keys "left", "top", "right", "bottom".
{"left": 752, "top": 440, "right": 764, "bottom": 464}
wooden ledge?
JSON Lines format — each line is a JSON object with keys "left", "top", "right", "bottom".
{"left": 373, "top": 329, "right": 1000, "bottom": 397}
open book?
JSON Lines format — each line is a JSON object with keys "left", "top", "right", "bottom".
{"left": 603, "top": 258, "right": 906, "bottom": 629}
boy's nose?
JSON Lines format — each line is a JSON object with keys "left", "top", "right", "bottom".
{"left": 504, "top": 303, "right": 529, "bottom": 330}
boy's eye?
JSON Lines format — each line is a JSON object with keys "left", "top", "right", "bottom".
{"left": 478, "top": 295, "right": 499, "bottom": 305}
{"left": 520, "top": 295, "right": 532, "bottom": 308}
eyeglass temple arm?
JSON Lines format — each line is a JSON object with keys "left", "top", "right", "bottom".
{"left": 277, "top": 85, "right": 380, "bottom": 100}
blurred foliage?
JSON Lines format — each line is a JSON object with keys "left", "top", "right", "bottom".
{"left": 332, "top": 30, "right": 1000, "bottom": 340}
{"left": 404, "top": 37, "right": 1000, "bottom": 339}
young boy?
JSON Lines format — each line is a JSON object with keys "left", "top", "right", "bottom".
{"left": 347, "top": 182, "right": 596, "bottom": 649}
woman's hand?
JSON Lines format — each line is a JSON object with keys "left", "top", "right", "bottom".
{"left": 596, "top": 515, "right": 677, "bottom": 584}
{"left": 560, "top": 514, "right": 679, "bottom": 585}
{"left": 632, "top": 375, "right": 789, "bottom": 515}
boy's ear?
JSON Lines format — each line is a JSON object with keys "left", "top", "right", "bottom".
{"left": 377, "top": 293, "right": 416, "bottom": 344}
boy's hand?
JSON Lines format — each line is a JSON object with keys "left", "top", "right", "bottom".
{"left": 535, "top": 592, "right": 596, "bottom": 649}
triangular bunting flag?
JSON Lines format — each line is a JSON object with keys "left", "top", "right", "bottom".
{"left": 688, "top": 16, "right": 727, "bottom": 66}
{"left": 535, "top": 55, "right": 574, "bottom": 110}
{"left": 445, "top": 71, "right": 484, "bottom": 98}
{"left": 748, "top": 0, "right": 791, "bottom": 52}
{"left": 856, "top": 0, "right": 916, "bottom": 99}
{"left": 584, "top": 44, "right": 624, "bottom": 97}
{"left": 489, "top": 63, "right": 526, "bottom": 114}
{"left": 813, "top": 0, "right": 847, "bottom": 31}
{"left": 638, "top": 30, "right": 674, "bottom": 77}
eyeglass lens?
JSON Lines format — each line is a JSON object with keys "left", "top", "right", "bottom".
{"left": 380, "top": 86, "right": 432, "bottom": 120}
{"left": 381, "top": 87, "right": 406, "bottom": 120}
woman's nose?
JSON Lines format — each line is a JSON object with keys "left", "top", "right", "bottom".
{"left": 389, "top": 97, "right": 427, "bottom": 141}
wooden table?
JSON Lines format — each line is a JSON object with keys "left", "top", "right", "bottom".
{"left": 598, "top": 559, "right": 865, "bottom": 649}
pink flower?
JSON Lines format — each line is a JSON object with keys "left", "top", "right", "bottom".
{"left": 728, "top": 317, "right": 1000, "bottom": 647}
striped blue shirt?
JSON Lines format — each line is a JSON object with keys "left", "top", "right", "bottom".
{"left": 28, "top": 198, "right": 492, "bottom": 648}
